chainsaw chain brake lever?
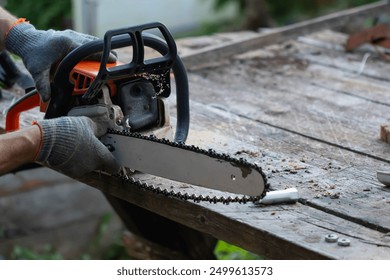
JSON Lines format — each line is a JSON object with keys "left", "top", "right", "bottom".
{"left": 46, "top": 22, "right": 177, "bottom": 119}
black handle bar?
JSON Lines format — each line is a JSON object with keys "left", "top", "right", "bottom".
{"left": 46, "top": 22, "right": 189, "bottom": 143}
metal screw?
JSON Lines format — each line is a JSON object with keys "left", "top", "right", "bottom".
{"left": 337, "top": 238, "right": 351, "bottom": 247}
{"left": 325, "top": 233, "right": 339, "bottom": 243}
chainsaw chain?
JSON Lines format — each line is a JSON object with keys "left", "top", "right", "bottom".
{"left": 108, "top": 129, "right": 270, "bottom": 204}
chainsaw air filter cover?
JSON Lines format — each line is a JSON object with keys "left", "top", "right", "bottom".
{"left": 119, "top": 79, "right": 159, "bottom": 131}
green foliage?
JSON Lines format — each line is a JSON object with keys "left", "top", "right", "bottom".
{"left": 99, "top": 237, "right": 131, "bottom": 260}
{"left": 266, "top": 0, "right": 378, "bottom": 24}
{"left": 11, "top": 245, "right": 63, "bottom": 260}
{"left": 5, "top": 0, "right": 72, "bottom": 30}
{"left": 213, "top": 0, "right": 245, "bottom": 12}
{"left": 81, "top": 212, "right": 131, "bottom": 260}
{"left": 214, "top": 241, "right": 263, "bottom": 260}
{"left": 212, "top": 0, "right": 379, "bottom": 26}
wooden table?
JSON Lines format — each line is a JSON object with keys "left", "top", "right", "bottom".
{"left": 81, "top": 2, "right": 390, "bottom": 259}
{"left": 3, "top": 1, "right": 390, "bottom": 259}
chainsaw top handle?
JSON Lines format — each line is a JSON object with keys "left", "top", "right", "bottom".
{"left": 46, "top": 22, "right": 189, "bottom": 143}
{"left": 47, "top": 22, "right": 176, "bottom": 117}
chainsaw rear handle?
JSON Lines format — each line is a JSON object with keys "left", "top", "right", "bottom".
{"left": 47, "top": 22, "right": 189, "bottom": 143}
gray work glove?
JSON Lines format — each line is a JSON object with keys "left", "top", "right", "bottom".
{"left": 34, "top": 116, "right": 120, "bottom": 177}
{"left": 5, "top": 22, "right": 117, "bottom": 102}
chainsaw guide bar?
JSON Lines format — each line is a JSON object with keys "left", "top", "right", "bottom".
{"left": 104, "top": 129, "right": 270, "bottom": 204}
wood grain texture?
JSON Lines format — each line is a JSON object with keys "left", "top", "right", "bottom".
{"left": 181, "top": 1, "right": 390, "bottom": 68}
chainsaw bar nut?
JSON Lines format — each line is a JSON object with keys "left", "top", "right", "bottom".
{"left": 325, "top": 233, "right": 339, "bottom": 243}
{"left": 337, "top": 238, "right": 351, "bottom": 247}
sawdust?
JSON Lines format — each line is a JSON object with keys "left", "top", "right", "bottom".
{"left": 245, "top": 56, "right": 310, "bottom": 73}
{"left": 309, "top": 179, "right": 341, "bottom": 200}
{"left": 234, "top": 150, "right": 260, "bottom": 158}
{"left": 186, "top": 129, "right": 230, "bottom": 149}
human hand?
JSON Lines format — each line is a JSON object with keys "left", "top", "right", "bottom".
{"left": 5, "top": 22, "right": 117, "bottom": 102}
{"left": 34, "top": 116, "right": 120, "bottom": 177}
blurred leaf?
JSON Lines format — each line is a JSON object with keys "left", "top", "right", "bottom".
{"left": 11, "top": 245, "right": 63, "bottom": 260}
{"left": 212, "top": 0, "right": 379, "bottom": 26}
{"left": 213, "top": 0, "right": 245, "bottom": 12}
{"left": 5, "top": 0, "right": 72, "bottom": 30}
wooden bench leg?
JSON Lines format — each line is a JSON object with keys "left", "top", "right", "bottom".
{"left": 122, "top": 231, "right": 189, "bottom": 260}
{"left": 105, "top": 194, "right": 217, "bottom": 260}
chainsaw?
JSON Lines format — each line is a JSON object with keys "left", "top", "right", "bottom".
{"left": 5, "top": 22, "right": 269, "bottom": 203}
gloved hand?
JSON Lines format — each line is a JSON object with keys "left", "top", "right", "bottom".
{"left": 34, "top": 116, "right": 120, "bottom": 177}
{"left": 5, "top": 22, "right": 117, "bottom": 102}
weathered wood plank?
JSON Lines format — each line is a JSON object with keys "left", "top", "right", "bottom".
{"left": 68, "top": 93, "right": 390, "bottom": 259}
{"left": 187, "top": 67, "right": 389, "bottom": 163}
{"left": 184, "top": 29, "right": 390, "bottom": 163}
{"left": 182, "top": 1, "right": 390, "bottom": 68}
{"left": 233, "top": 29, "right": 390, "bottom": 100}
{"left": 182, "top": 37, "right": 390, "bottom": 239}
{"left": 293, "top": 30, "right": 390, "bottom": 82}
{"left": 79, "top": 172, "right": 390, "bottom": 259}
{"left": 186, "top": 101, "right": 390, "bottom": 231}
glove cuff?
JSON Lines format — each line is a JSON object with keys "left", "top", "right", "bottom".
{"left": 4, "top": 18, "right": 29, "bottom": 37}
{"left": 5, "top": 22, "right": 38, "bottom": 57}
{"left": 34, "top": 118, "right": 80, "bottom": 167}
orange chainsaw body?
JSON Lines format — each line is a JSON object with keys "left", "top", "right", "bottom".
{"left": 5, "top": 60, "right": 117, "bottom": 132}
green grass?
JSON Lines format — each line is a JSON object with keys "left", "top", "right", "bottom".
{"left": 214, "top": 241, "right": 263, "bottom": 260}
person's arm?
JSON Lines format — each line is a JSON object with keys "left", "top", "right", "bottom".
{"left": 0, "top": 7, "right": 37, "bottom": 174}
{"left": 0, "top": 126, "right": 40, "bottom": 174}
{"left": 0, "top": 116, "right": 120, "bottom": 177}
{"left": 0, "top": 7, "right": 17, "bottom": 50}
{"left": 0, "top": 7, "right": 119, "bottom": 177}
